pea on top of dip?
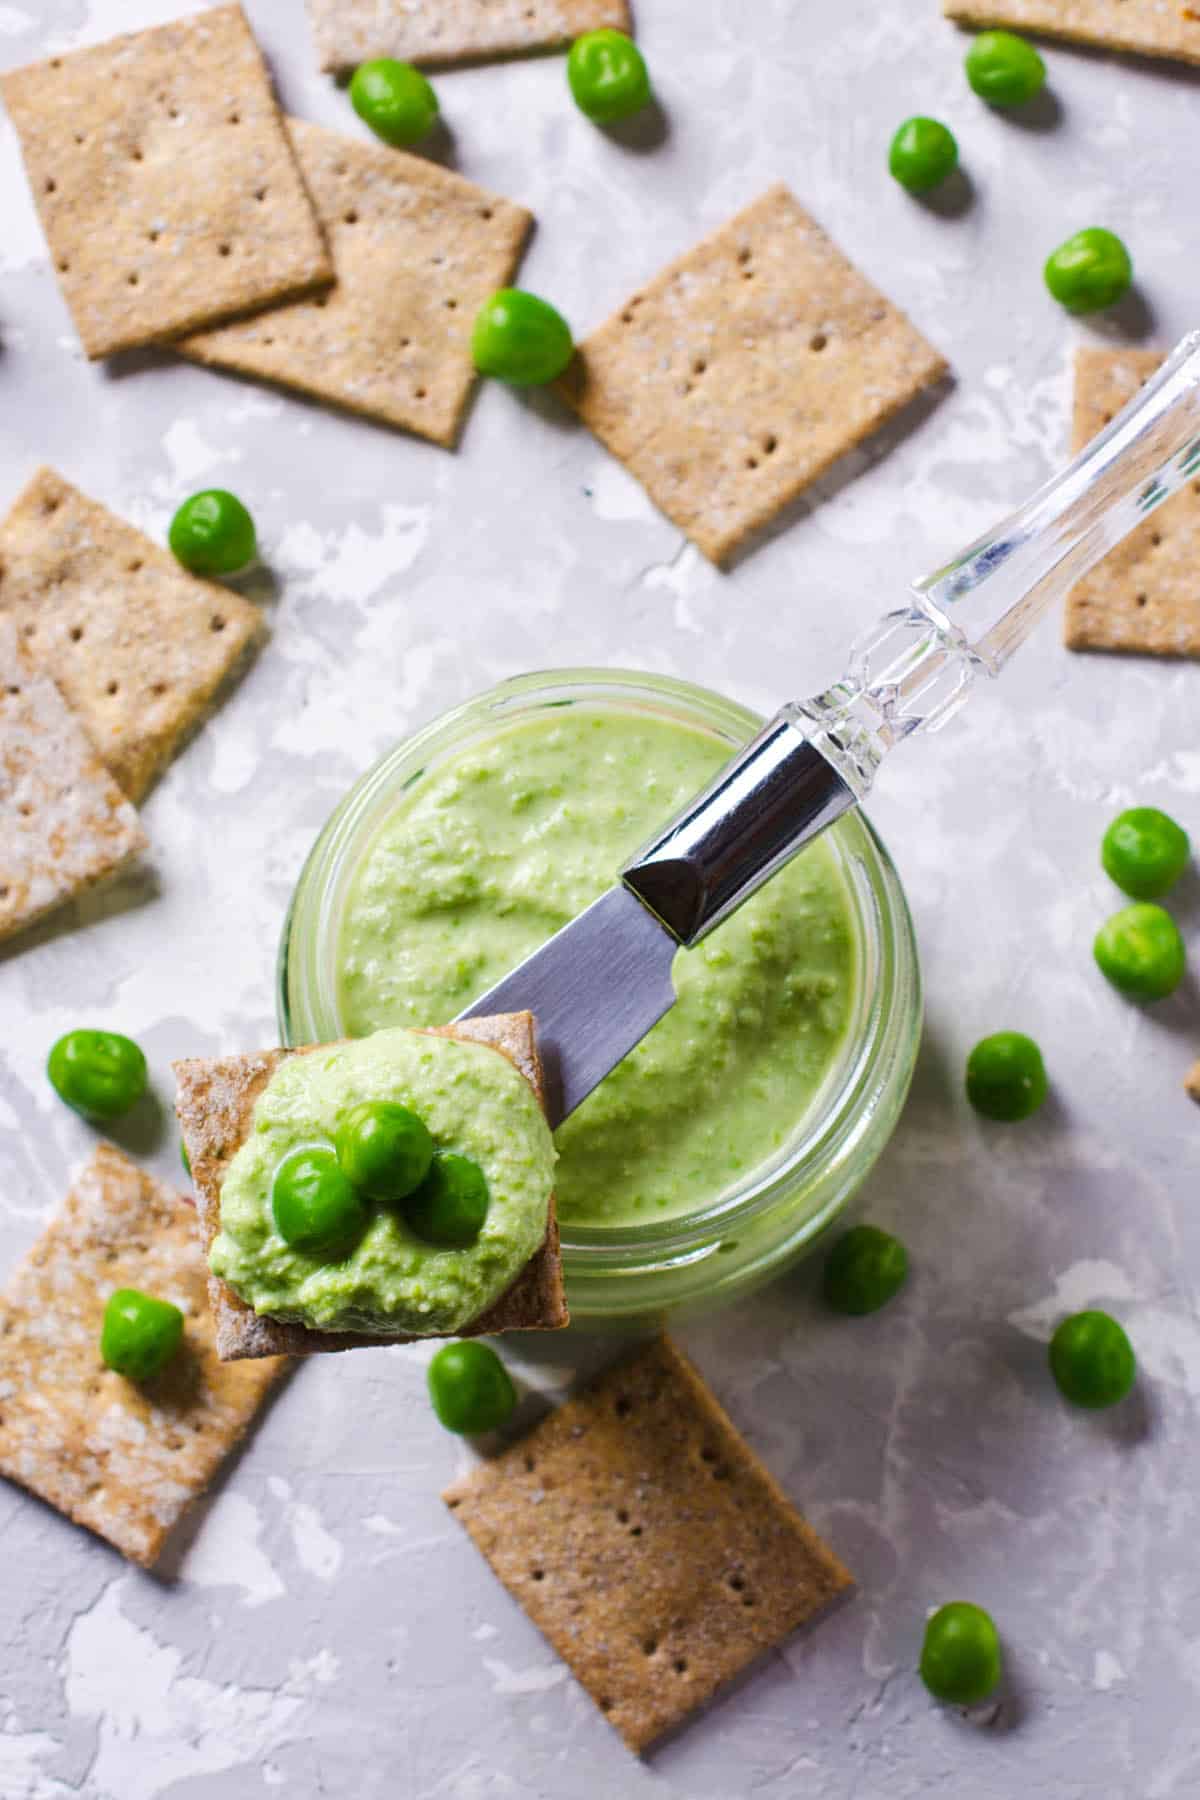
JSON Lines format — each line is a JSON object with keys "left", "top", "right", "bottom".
{"left": 338, "top": 708, "right": 858, "bottom": 1230}
{"left": 210, "top": 1028, "right": 555, "bottom": 1335}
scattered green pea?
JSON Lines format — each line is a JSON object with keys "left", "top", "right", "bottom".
{"left": 406, "top": 1153, "right": 489, "bottom": 1247}
{"left": 822, "top": 1225, "right": 908, "bottom": 1315}
{"left": 920, "top": 1602, "right": 1003, "bottom": 1706}
{"left": 47, "top": 1029, "right": 148, "bottom": 1121}
{"left": 964, "top": 30, "right": 1046, "bottom": 106}
{"left": 1049, "top": 1310, "right": 1136, "bottom": 1409}
{"left": 965, "top": 1031, "right": 1048, "bottom": 1122}
{"left": 567, "top": 29, "right": 651, "bottom": 124}
{"left": 101, "top": 1287, "right": 184, "bottom": 1383}
{"left": 168, "top": 490, "right": 257, "bottom": 577}
{"left": 271, "top": 1146, "right": 368, "bottom": 1258}
{"left": 1044, "top": 228, "right": 1132, "bottom": 315}
{"left": 427, "top": 1340, "right": 516, "bottom": 1433}
{"left": 1093, "top": 902, "right": 1185, "bottom": 1002}
{"left": 349, "top": 58, "right": 439, "bottom": 146}
{"left": 1102, "top": 807, "right": 1190, "bottom": 900}
{"left": 335, "top": 1100, "right": 434, "bottom": 1204}
{"left": 470, "top": 289, "right": 574, "bottom": 386}
{"left": 888, "top": 117, "right": 959, "bottom": 194}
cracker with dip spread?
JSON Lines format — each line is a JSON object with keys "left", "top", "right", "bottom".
{"left": 556, "top": 183, "right": 948, "bottom": 565}
{"left": 943, "top": 0, "right": 1200, "bottom": 69}
{"left": 175, "top": 1014, "right": 567, "bottom": 1362}
{"left": 307, "top": 0, "right": 632, "bottom": 75}
{"left": 444, "top": 1335, "right": 853, "bottom": 1754}
{"left": 180, "top": 120, "right": 532, "bottom": 449}
{"left": 0, "top": 467, "right": 266, "bottom": 802}
{"left": 0, "top": 1144, "right": 287, "bottom": 1568}
{"left": 0, "top": 4, "right": 332, "bottom": 360}
{"left": 1065, "top": 349, "right": 1200, "bottom": 658}
{"left": 0, "top": 617, "right": 146, "bottom": 945}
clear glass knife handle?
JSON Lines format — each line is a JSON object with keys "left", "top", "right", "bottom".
{"left": 624, "top": 330, "right": 1200, "bottom": 948}
{"left": 802, "top": 328, "right": 1200, "bottom": 797}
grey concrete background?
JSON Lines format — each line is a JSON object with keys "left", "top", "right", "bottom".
{"left": 2, "top": 0, "right": 1199, "bottom": 1794}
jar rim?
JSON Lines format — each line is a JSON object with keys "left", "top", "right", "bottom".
{"left": 278, "top": 666, "right": 922, "bottom": 1293}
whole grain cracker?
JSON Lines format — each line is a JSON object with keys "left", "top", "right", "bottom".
{"left": 1186, "top": 1060, "right": 1200, "bottom": 1104}
{"left": 0, "top": 617, "right": 146, "bottom": 945}
{"left": 307, "top": 0, "right": 632, "bottom": 74}
{"left": 0, "top": 467, "right": 266, "bottom": 801}
{"left": 556, "top": 184, "right": 948, "bottom": 564}
{"left": 944, "top": 0, "right": 1200, "bottom": 68}
{"left": 443, "top": 1336, "right": 852, "bottom": 1753}
{"left": 181, "top": 119, "right": 532, "bottom": 449}
{"left": 1064, "top": 350, "right": 1200, "bottom": 658}
{"left": 0, "top": 1144, "right": 286, "bottom": 1568}
{"left": 174, "top": 1013, "right": 567, "bottom": 1362}
{"left": 0, "top": 3, "right": 332, "bottom": 360}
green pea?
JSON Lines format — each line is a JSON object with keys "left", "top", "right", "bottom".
{"left": 335, "top": 1100, "right": 434, "bottom": 1203}
{"left": 920, "top": 1602, "right": 1003, "bottom": 1706}
{"left": 271, "top": 1146, "right": 368, "bottom": 1257}
{"left": 965, "top": 1031, "right": 1048, "bottom": 1122}
{"left": 964, "top": 30, "right": 1046, "bottom": 106}
{"left": 47, "top": 1029, "right": 148, "bottom": 1121}
{"left": 168, "top": 490, "right": 257, "bottom": 576}
{"left": 1093, "top": 902, "right": 1185, "bottom": 1002}
{"left": 1049, "top": 1310, "right": 1136, "bottom": 1409}
{"left": 101, "top": 1287, "right": 184, "bottom": 1384}
{"left": 406, "top": 1153, "right": 489, "bottom": 1247}
{"left": 888, "top": 117, "right": 959, "bottom": 194}
{"left": 349, "top": 58, "right": 439, "bottom": 146}
{"left": 1102, "top": 807, "right": 1190, "bottom": 900}
{"left": 471, "top": 289, "right": 574, "bottom": 386}
{"left": 427, "top": 1340, "right": 516, "bottom": 1434}
{"left": 1044, "top": 228, "right": 1132, "bottom": 315}
{"left": 822, "top": 1225, "right": 908, "bottom": 1315}
{"left": 567, "top": 29, "right": 651, "bottom": 125}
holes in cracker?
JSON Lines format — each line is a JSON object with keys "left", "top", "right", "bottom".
{"left": 228, "top": 111, "right": 241, "bottom": 126}
{"left": 343, "top": 209, "right": 360, "bottom": 226}
{"left": 255, "top": 187, "right": 267, "bottom": 203}
{"left": 44, "top": 178, "right": 57, "bottom": 196}
{"left": 69, "top": 624, "right": 83, "bottom": 642}
{"left": 763, "top": 434, "right": 778, "bottom": 456}
{"left": 1136, "top": 592, "right": 1148, "bottom": 609}
{"left": 211, "top": 614, "right": 227, "bottom": 633}
{"left": 641, "top": 1635, "right": 658, "bottom": 1656}
{"left": 726, "top": 1573, "right": 756, "bottom": 1606}
{"left": 614, "top": 1393, "right": 632, "bottom": 1418}
{"left": 530, "top": 1566, "right": 545, "bottom": 1582}
{"left": 691, "top": 357, "right": 707, "bottom": 377}
{"left": 746, "top": 456, "right": 759, "bottom": 471}
{"left": 218, "top": 243, "right": 232, "bottom": 258}
{"left": 445, "top": 299, "right": 459, "bottom": 311}
{"left": 415, "top": 387, "right": 428, "bottom": 401}
{"left": 523, "top": 1453, "right": 535, "bottom": 1473}
{"left": 42, "top": 495, "right": 59, "bottom": 517}
{"left": 480, "top": 207, "right": 494, "bottom": 222}
{"left": 151, "top": 681, "right": 168, "bottom": 697}
{"left": 673, "top": 1657, "right": 689, "bottom": 1676}
{"left": 105, "top": 680, "right": 119, "bottom": 697}
{"left": 128, "top": 273, "right": 140, "bottom": 288}
{"left": 810, "top": 332, "right": 828, "bottom": 353}
{"left": 598, "top": 1697, "right": 614, "bottom": 1713}
{"left": 57, "top": 258, "right": 70, "bottom": 273}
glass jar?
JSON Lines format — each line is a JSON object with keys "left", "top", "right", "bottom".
{"left": 279, "top": 669, "right": 921, "bottom": 1325}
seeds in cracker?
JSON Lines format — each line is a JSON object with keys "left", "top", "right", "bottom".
{"left": 556, "top": 183, "right": 948, "bottom": 564}
{"left": 0, "top": 467, "right": 266, "bottom": 801}
{"left": 173, "top": 1014, "right": 566, "bottom": 1362}
{"left": 1186, "top": 1060, "right": 1200, "bottom": 1104}
{"left": 944, "top": 0, "right": 1200, "bottom": 68}
{"left": 1065, "top": 350, "right": 1200, "bottom": 658}
{"left": 0, "top": 1144, "right": 286, "bottom": 1568}
{"left": 0, "top": 3, "right": 332, "bottom": 360}
{"left": 0, "top": 617, "right": 146, "bottom": 945}
{"left": 443, "top": 1335, "right": 853, "bottom": 1754}
{"left": 307, "top": 0, "right": 632, "bottom": 75}
{"left": 181, "top": 120, "right": 532, "bottom": 450}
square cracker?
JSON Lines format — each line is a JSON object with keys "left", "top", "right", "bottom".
{"left": 556, "top": 184, "right": 948, "bottom": 565}
{"left": 1186, "top": 1061, "right": 1200, "bottom": 1104}
{"left": 0, "top": 467, "right": 266, "bottom": 802}
{"left": 174, "top": 1013, "right": 567, "bottom": 1362}
{"left": 0, "top": 3, "right": 332, "bottom": 360}
{"left": 943, "top": 0, "right": 1200, "bottom": 68}
{"left": 0, "top": 1145, "right": 287, "bottom": 1568}
{"left": 0, "top": 617, "right": 146, "bottom": 945}
{"left": 1064, "top": 350, "right": 1200, "bottom": 658}
{"left": 307, "top": 0, "right": 632, "bottom": 75}
{"left": 181, "top": 119, "right": 532, "bottom": 449}
{"left": 443, "top": 1336, "right": 853, "bottom": 1754}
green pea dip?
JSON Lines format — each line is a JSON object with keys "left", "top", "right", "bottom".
{"left": 211, "top": 1028, "right": 555, "bottom": 1335}
{"left": 338, "top": 707, "right": 858, "bottom": 1230}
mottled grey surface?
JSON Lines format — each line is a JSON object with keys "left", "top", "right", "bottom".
{"left": 1, "top": 2, "right": 1198, "bottom": 1796}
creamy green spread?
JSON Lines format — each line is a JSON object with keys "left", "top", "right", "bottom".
{"left": 338, "top": 708, "right": 858, "bottom": 1230}
{"left": 211, "top": 1028, "right": 555, "bottom": 1334}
